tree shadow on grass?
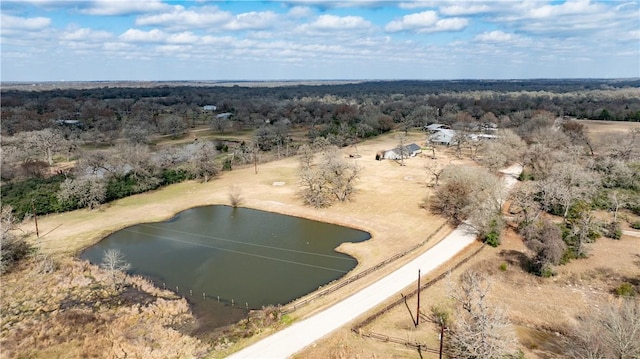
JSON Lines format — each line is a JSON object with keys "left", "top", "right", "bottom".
{"left": 498, "top": 249, "right": 530, "bottom": 272}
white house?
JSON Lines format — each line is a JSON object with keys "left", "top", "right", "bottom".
{"left": 381, "top": 143, "right": 422, "bottom": 160}
{"left": 429, "top": 129, "right": 457, "bottom": 145}
{"left": 424, "top": 123, "right": 451, "bottom": 133}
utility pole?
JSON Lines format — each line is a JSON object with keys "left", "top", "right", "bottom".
{"left": 31, "top": 199, "right": 39, "bottom": 238}
{"left": 416, "top": 269, "right": 421, "bottom": 327}
{"left": 439, "top": 324, "right": 445, "bottom": 359}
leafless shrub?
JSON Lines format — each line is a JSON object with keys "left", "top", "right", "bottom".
{"left": 229, "top": 185, "right": 243, "bottom": 207}
{"left": 521, "top": 219, "right": 566, "bottom": 276}
{"left": 1, "top": 205, "right": 31, "bottom": 274}
{"left": 100, "top": 249, "right": 131, "bottom": 292}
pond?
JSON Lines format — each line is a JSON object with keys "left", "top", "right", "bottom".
{"left": 80, "top": 205, "right": 370, "bottom": 329}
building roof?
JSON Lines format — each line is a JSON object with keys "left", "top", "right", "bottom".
{"left": 424, "top": 123, "right": 451, "bottom": 131}
{"left": 429, "top": 129, "right": 456, "bottom": 143}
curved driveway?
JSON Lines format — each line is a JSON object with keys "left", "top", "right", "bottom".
{"left": 227, "top": 164, "right": 522, "bottom": 359}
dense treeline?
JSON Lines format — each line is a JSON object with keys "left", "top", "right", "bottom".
{"left": 1, "top": 79, "right": 639, "bottom": 136}
{"left": 1, "top": 79, "right": 639, "bottom": 221}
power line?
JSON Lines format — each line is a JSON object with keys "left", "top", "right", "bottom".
{"left": 122, "top": 228, "right": 350, "bottom": 273}
{"left": 139, "top": 223, "right": 354, "bottom": 261}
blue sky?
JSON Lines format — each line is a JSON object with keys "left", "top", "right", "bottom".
{"left": 1, "top": 0, "right": 639, "bottom": 81}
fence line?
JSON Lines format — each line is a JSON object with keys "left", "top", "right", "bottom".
{"left": 159, "top": 282, "right": 251, "bottom": 311}
{"left": 356, "top": 331, "right": 440, "bottom": 355}
{"left": 282, "top": 222, "right": 449, "bottom": 314}
{"left": 349, "top": 243, "right": 486, "bottom": 357}
{"left": 352, "top": 243, "right": 486, "bottom": 331}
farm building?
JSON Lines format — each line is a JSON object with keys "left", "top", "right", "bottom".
{"left": 377, "top": 143, "right": 422, "bottom": 160}
{"left": 429, "top": 129, "right": 456, "bottom": 145}
{"left": 424, "top": 123, "right": 451, "bottom": 133}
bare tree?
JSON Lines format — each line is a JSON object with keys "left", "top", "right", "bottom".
{"left": 57, "top": 175, "right": 107, "bottom": 210}
{"left": 298, "top": 145, "right": 360, "bottom": 208}
{"left": 565, "top": 201, "right": 601, "bottom": 258}
{"left": 598, "top": 128, "right": 640, "bottom": 161}
{"left": 1, "top": 205, "right": 31, "bottom": 274}
{"left": 322, "top": 147, "right": 361, "bottom": 202}
{"left": 479, "top": 129, "right": 526, "bottom": 172}
{"left": 521, "top": 219, "right": 566, "bottom": 276}
{"left": 100, "top": 249, "right": 131, "bottom": 291}
{"left": 425, "top": 162, "right": 445, "bottom": 187}
{"left": 186, "top": 141, "right": 218, "bottom": 182}
{"left": 446, "top": 270, "right": 518, "bottom": 359}
{"left": 229, "top": 185, "right": 243, "bottom": 208}
{"left": 158, "top": 115, "right": 187, "bottom": 138}
{"left": 561, "top": 119, "right": 594, "bottom": 156}
{"left": 395, "top": 133, "right": 407, "bottom": 166}
{"left": 569, "top": 298, "right": 640, "bottom": 359}
{"left": 509, "top": 181, "right": 541, "bottom": 225}
{"left": 9, "top": 129, "right": 65, "bottom": 165}
{"left": 430, "top": 166, "right": 505, "bottom": 235}
{"left": 211, "top": 114, "right": 229, "bottom": 134}
{"left": 537, "top": 162, "right": 600, "bottom": 218}
{"left": 297, "top": 144, "right": 315, "bottom": 170}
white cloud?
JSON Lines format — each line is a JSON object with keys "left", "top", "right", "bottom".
{"left": 61, "top": 28, "right": 113, "bottom": 42}
{"left": 527, "top": 0, "right": 602, "bottom": 19}
{"left": 475, "top": 30, "right": 518, "bottom": 42}
{"left": 119, "top": 29, "right": 167, "bottom": 43}
{"left": 1, "top": 14, "right": 51, "bottom": 30}
{"left": 167, "top": 32, "right": 199, "bottom": 44}
{"left": 386, "top": 11, "right": 438, "bottom": 32}
{"left": 385, "top": 11, "right": 468, "bottom": 33}
{"left": 440, "top": 4, "right": 491, "bottom": 16}
{"left": 103, "top": 42, "right": 136, "bottom": 51}
{"left": 284, "top": 1, "right": 383, "bottom": 9}
{"left": 80, "top": 0, "right": 170, "bottom": 16}
{"left": 304, "top": 14, "right": 372, "bottom": 31}
{"left": 135, "top": 5, "right": 232, "bottom": 29}
{"left": 223, "top": 11, "right": 279, "bottom": 31}
{"left": 287, "top": 6, "right": 314, "bottom": 19}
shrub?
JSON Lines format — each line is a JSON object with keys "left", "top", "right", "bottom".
{"left": 499, "top": 263, "right": 508, "bottom": 272}
{"left": 631, "top": 221, "right": 640, "bottom": 230}
{"left": 0, "top": 174, "right": 70, "bottom": 220}
{"left": 603, "top": 221, "right": 622, "bottom": 240}
{"left": 483, "top": 218, "right": 502, "bottom": 247}
{"left": 222, "top": 158, "right": 233, "bottom": 171}
{"left": 539, "top": 266, "right": 556, "bottom": 278}
{"left": 0, "top": 235, "right": 32, "bottom": 274}
{"left": 161, "top": 168, "right": 191, "bottom": 184}
{"left": 614, "top": 282, "right": 636, "bottom": 297}
{"left": 1, "top": 206, "right": 32, "bottom": 274}
{"left": 484, "top": 228, "right": 501, "bottom": 247}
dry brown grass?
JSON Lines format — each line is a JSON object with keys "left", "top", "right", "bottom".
{"left": 1, "top": 257, "right": 209, "bottom": 359}
{"left": 5, "top": 121, "right": 639, "bottom": 358}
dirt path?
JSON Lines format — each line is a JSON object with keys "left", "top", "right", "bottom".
{"left": 227, "top": 164, "right": 523, "bottom": 358}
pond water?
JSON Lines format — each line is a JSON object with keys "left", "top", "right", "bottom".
{"left": 80, "top": 205, "right": 370, "bottom": 329}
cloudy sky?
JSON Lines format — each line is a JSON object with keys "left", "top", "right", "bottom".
{"left": 1, "top": 0, "right": 639, "bottom": 81}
